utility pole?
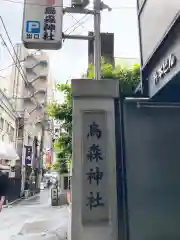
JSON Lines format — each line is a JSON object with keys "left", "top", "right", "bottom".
{"left": 93, "top": 0, "right": 101, "bottom": 80}
{"left": 63, "top": 0, "right": 111, "bottom": 80}
{"left": 38, "top": 122, "right": 45, "bottom": 189}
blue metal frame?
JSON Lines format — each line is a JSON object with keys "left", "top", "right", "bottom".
{"left": 114, "top": 97, "right": 129, "bottom": 240}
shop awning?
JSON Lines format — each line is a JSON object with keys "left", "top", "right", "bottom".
{"left": 0, "top": 164, "right": 10, "bottom": 170}
{"left": 0, "top": 142, "right": 19, "bottom": 161}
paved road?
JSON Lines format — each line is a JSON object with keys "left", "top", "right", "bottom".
{"left": 0, "top": 189, "right": 68, "bottom": 240}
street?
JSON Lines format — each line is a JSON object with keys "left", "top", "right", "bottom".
{"left": 0, "top": 189, "right": 68, "bottom": 240}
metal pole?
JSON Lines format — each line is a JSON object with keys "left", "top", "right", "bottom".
{"left": 38, "top": 123, "right": 45, "bottom": 190}
{"left": 94, "top": 0, "right": 101, "bottom": 80}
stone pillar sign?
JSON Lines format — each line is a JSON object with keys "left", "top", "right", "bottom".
{"left": 70, "top": 79, "right": 119, "bottom": 240}
{"left": 82, "top": 111, "right": 108, "bottom": 224}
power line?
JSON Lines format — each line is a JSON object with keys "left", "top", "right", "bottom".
{"left": 0, "top": 75, "right": 9, "bottom": 80}
{"left": 0, "top": 17, "right": 41, "bottom": 107}
{"left": 0, "top": 18, "right": 54, "bottom": 134}
{"left": 0, "top": 54, "right": 51, "bottom": 132}
{"left": 1, "top": 0, "right": 136, "bottom": 9}
{"left": 64, "top": 14, "right": 90, "bottom": 34}
{"left": 0, "top": 35, "right": 39, "bottom": 108}
{"left": 68, "top": 13, "right": 90, "bottom": 32}
{"left": 1, "top": 0, "right": 22, "bottom": 4}
{"left": 0, "top": 39, "right": 42, "bottom": 123}
{"left": 1, "top": 0, "right": 135, "bottom": 38}
{"left": 1, "top": 0, "right": 69, "bottom": 7}
{"left": 67, "top": 15, "right": 91, "bottom": 35}
{"left": 0, "top": 36, "right": 26, "bottom": 85}
{"left": 0, "top": 17, "right": 28, "bottom": 83}
{"left": 0, "top": 62, "right": 18, "bottom": 72}
{"left": 112, "top": 6, "right": 136, "bottom": 9}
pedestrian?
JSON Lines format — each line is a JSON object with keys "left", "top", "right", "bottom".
{"left": 47, "top": 179, "right": 51, "bottom": 189}
{"left": 0, "top": 171, "right": 9, "bottom": 212}
{"left": 24, "top": 178, "right": 29, "bottom": 191}
{"left": 24, "top": 178, "right": 30, "bottom": 198}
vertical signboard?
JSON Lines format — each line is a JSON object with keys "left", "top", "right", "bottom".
{"left": 82, "top": 111, "right": 109, "bottom": 225}
{"left": 24, "top": 145, "right": 32, "bottom": 165}
{"left": 45, "top": 148, "right": 51, "bottom": 168}
{"left": 22, "top": 0, "right": 63, "bottom": 49}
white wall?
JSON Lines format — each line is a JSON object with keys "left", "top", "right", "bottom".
{"left": 0, "top": 89, "right": 18, "bottom": 170}
{"left": 0, "top": 92, "right": 17, "bottom": 145}
{"left": 71, "top": 80, "right": 119, "bottom": 240}
{"left": 139, "top": 0, "right": 180, "bottom": 65}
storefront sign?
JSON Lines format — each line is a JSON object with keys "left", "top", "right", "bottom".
{"left": 45, "top": 149, "right": 51, "bottom": 163}
{"left": 82, "top": 111, "right": 108, "bottom": 225}
{"left": 154, "top": 54, "right": 177, "bottom": 85}
{"left": 22, "top": 0, "right": 63, "bottom": 49}
{"left": 51, "top": 188, "right": 58, "bottom": 200}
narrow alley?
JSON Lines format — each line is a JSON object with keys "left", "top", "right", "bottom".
{"left": 0, "top": 190, "right": 68, "bottom": 240}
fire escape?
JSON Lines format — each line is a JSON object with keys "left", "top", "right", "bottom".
{"left": 23, "top": 51, "right": 53, "bottom": 169}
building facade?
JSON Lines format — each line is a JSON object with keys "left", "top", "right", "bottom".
{"left": 0, "top": 88, "right": 22, "bottom": 201}
{"left": 88, "top": 32, "right": 114, "bottom": 66}
{"left": 50, "top": 120, "right": 61, "bottom": 166}
{"left": 0, "top": 89, "right": 18, "bottom": 169}
{"left": 137, "top": 0, "right": 180, "bottom": 98}
{"left": 7, "top": 44, "right": 53, "bottom": 194}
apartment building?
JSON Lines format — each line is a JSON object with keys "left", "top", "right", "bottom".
{"left": 7, "top": 44, "right": 53, "bottom": 193}
{"left": 137, "top": 0, "right": 180, "bottom": 99}
{"left": 88, "top": 32, "right": 114, "bottom": 66}
{"left": 0, "top": 88, "right": 18, "bottom": 168}
{"left": 0, "top": 92, "right": 17, "bottom": 144}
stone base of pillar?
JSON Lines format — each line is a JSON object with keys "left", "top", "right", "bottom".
{"left": 70, "top": 79, "right": 119, "bottom": 240}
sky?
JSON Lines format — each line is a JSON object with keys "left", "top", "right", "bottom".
{"left": 0, "top": 0, "right": 140, "bottom": 86}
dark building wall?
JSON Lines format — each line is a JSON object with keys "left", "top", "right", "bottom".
{"left": 138, "top": 0, "right": 180, "bottom": 66}
{"left": 123, "top": 99, "right": 180, "bottom": 240}
{"left": 88, "top": 32, "right": 114, "bottom": 66}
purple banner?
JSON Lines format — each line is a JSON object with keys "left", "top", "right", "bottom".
{"left": 25, "top": 145, "right": 32, "bottom": 165}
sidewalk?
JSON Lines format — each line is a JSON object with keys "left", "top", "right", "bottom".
{"left": 0, "top": 189, "right": 68, "bottom": 240}
{"left": 4, "top": 193, "right": 40, "bottom": 208}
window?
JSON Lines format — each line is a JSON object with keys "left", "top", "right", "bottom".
{"left": 11, "top": 127, "right": 15, "bottom": 136}
{"left": 26, "top": 67, "right": 33, "bottom": 73}
{"left": 0, "top": 117, "right": 4, "bottom": 129}
{"left": 28, "top": 135, "right": 32, "bottom": 144}
{"left": 9, "top": 135, "right": 13, "bottom": 142}
{"left": 18, "top": 126, "right": 23, "bottom": 138}
{"left": 40, "top": 60, "right": 48, "bottom": 67}
{"left": 3, "top": 120, "right": 7, "bottom": 132}
{"left": 9, "top": 127, "right": 15, "bottom": 142}
{"left": 7, "top": 123, "right": 10, "bottom": 133}
{"left": 64, "top": 176, "right": 69, "bottom": 190}
{"left": 39, "top": 76, "right": 47, "bottom": 81}
{"left": 55, "top": 128, "right": 59, "bottom": 133}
